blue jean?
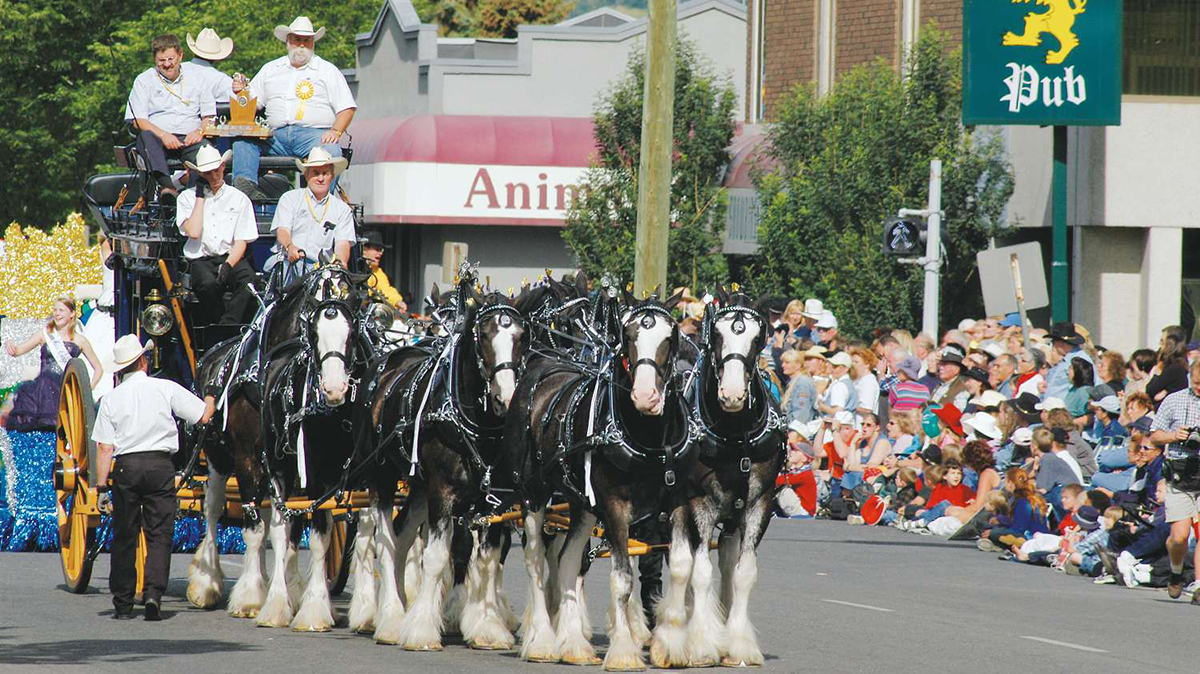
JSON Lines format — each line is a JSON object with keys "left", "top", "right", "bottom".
{"left": 919, "top": 501, "right": 951, "bottom": 525}
{"left": 1097, "top": 445, "right": 1135, "bottom": 472}
{"left": 233, "top": 125, "right": 342, "bottom": 189}
{"left": 1090, "top": 469, "right": 1134, "bottom": 492}
{"left": 840, "top": 471, "right": 864, "bottom": 492}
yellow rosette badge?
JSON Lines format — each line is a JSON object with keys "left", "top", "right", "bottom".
{"left": 295, "top": 79, "right": 315, "bottom": 121}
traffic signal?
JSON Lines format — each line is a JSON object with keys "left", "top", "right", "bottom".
{"left": 881, "top": 217, "right": 925, "bottom": 256}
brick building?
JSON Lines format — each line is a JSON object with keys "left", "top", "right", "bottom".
{"left": 744, "top": 0, "right": 1200, "bottom": 354}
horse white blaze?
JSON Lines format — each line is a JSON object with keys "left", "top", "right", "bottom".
{"left": 490, "top": 323, "right": 520, "bottom": 410}
{"left": 715, "top": 317, "right": 759, "bottom": 412}
{"left": 316, "top": 310, "right": 351, "bottom": 405}
{"left": 629, "top": 316, "right": 672, "bottom": 415}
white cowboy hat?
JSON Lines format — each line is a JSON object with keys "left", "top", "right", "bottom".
{"left": 186, "top": 28, "right": 234, "bottom": 61}
{"left": 962, "top": 412, "right": 1002, "bottom": 440}
{"left": 105, "top": 334, "right": 154, "bottom": 373}
{"left": 183, "top": 145, "right": 232, "bottom": 173}
{"left": 1034, "top": 396, "right": 1066, "bottom": 411}
{"left": 969, "top": 390, "right": 1006, "bottom": 409}
{"left": 801, "top": 298, "right": 824, "bottom": 320}
{"left": 274, "top": 16, "right": 326, "bottom": 42}
{"left": 815, "top": 310, "right": 838, "bottom": 330}
{"left": 295, "top": 146, "right": 348, "bottom": 176}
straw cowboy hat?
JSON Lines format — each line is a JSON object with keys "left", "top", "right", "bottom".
{"left": 105, "top": 334, "right": 154, "bottom": 373}
{"left": 295, "top": 146, "right": 348, "bottom": 176}
{"left": 801, "top": 299, "right": 825, "bottom": 320}
{"left": 275, "top": 16, "right": 326, "bottom": 42}
{"left": 184, "top": 145, "right": 233, "bottom": 173}
{"left": 186, "top": 28, "right": 234, "bottom": 61}
{"left": 962, "top": 411, "right": 1002, "bottom": 440}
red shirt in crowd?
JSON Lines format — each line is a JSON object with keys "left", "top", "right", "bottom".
{"left": 1057, "top": 511, "right": 1077, "bottom": 535}
{"left": 925, "top": 482, "right": 974, "bottom": 509}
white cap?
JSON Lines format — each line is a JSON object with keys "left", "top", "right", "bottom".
{"left": 816, "top": 311, "right": 838, "bottom": 330}
{"left": 1034, "top": 397, "right": 1066, "bottom": 411}
{"left": 828, "top": 351, "right": 852, "bottom": 369}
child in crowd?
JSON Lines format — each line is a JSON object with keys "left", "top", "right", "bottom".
{"left": 1066, "top": 505, "right": 1122, "bottom": 577}
{"left": 905, "top": 460, "right": 974, "bottom": 529}
{"left": 978, "top": 467, "right": 1050, "bottom": 552}
{"left": 1013, "top": 483, "right": 1085, "bottom": 563}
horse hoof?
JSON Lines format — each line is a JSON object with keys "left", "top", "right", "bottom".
{"left": 561, "top": 651, "right": 602, "bottom": 666}
{"left": 603, "top": 656, "right": 647, "bottom": 672}
{"left": 292, "top": 624, "right": 332, "bottom": 633}
{"left": 689, "top": 657, "right": 719, "bottom": 668}
{"left": 403, "top": 643, "right": 444, "bottom": 652}
{"left": 468, "top": 640, "right": 509, "bottom": 650}
{"left": 720, "top": 657, "right": 761, "bottom": 668}
{"left": 526, "top": 652, "right": 559, "bottom": 663}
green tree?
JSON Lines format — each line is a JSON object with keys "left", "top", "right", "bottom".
{"left": 418, "top": 0, "right": 574, "bottom": 37}
{"left": 746, "top": 28, "right": 1014, "bottom": 339}
{"left": 562, "top": 39, "right": 735, "bottom": 291}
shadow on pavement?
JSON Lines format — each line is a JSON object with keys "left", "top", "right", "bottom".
{"left": 0, "top": 639, "right": 260, "bottom": 665}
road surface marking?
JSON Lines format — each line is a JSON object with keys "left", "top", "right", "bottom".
{"left": 820, "top": 599, "right": 893, "bottom": 613}
{"left": 1020, "top": 636, "right": 1107, "bottom": 653}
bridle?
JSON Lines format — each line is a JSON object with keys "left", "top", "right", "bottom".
{"left": 472, "top": 300, "right": 527, "bottom": 402}
{"left": 621, "top": 303, "right": 679, "bottom": 388}
{"left": 303, "top": 267, "right": 362, "bottom": 375}
{"left": 706, "top": 301, "right": 767, "bottom": 381}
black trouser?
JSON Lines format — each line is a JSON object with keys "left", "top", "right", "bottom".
{"left": 110, "top": 451, "right": 176, "bottom": 610}
{"left": 135, "top": 130, "right": 201, "bottom": 188}
{"left": 189, "top": 254, "right": 256, "bottom": 325}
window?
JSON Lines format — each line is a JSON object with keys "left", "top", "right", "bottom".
{"left": 1124, "top": 0, "right": 1200, "bottom": 96}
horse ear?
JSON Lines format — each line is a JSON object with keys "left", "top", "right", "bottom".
{"left": 430, "top": 283, "right": 442, "bottom": 305}
{"left": 714, "top": 284, "right": 729, "bottom": 306}
{"left": 755, "top": 293, "right": 772, "bottom": 316}
{"left": 622, "top": 283, "right": 636, "bottom": 307}
{"left": 664, "top": 286, "right": 686, "bottom": 311}
{"left": 513, "top": 284, "right": 541, "bottom": 315}
{"left": 574, "top": 270, "right": 589, "bottom": 297}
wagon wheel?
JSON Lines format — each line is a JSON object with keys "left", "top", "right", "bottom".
{"left": 55, "top": 358, "right": 99, "bottom": 593}
{"left": 325, "top": 515, "right": 356, "bottom": 596}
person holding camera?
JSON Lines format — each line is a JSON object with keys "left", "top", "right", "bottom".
{"left": 1148, "top": 358, "right": 1200, "bottom": 602}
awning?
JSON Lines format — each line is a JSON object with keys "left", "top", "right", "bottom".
{"left": 346, "top": 115, "right": 599, "bottom": 226}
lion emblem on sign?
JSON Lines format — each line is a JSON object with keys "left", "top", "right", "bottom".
{"left": 1001, "top": 0, "right": 1087, "bottom": 65}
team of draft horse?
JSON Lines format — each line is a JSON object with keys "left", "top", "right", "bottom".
{"left": 183, "top": 261, "right": 784, "bottom": 670}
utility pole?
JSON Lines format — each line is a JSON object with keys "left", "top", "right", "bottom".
{"left": 632, "top": 0, "right": 676, "bottom": 298}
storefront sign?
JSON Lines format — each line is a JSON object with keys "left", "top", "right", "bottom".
{"left": 354, "top": 162, "right": 588, "bottom": 226}
{"left": 963, "top": 0, "right": 1121, "bottom": 126}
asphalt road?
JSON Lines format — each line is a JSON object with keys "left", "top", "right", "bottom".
{"left": 0, "top": 519, "right": 1196, "bottom": 673}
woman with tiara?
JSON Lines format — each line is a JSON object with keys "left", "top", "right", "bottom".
{"left": 3, "top": 295, "right": 103, "bottom": 431}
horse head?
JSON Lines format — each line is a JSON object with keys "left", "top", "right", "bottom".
{"left": 707, "top": 285, "right": 770, "bottom": 413}
{"left": 306, "top": 264, "right": 362, "bottom": 407}
{"left": 620, "top": 285, "right": 684, "bottom": 416}
{"left": 464, "top": 283, "right": 538, "bottom": 413}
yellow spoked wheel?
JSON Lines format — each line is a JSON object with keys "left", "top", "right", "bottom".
{"left": 325, "top": 516, "right": 356, "bottom": 596}
{"left": 54, "top": 359, "right": 99, "bottom": 594}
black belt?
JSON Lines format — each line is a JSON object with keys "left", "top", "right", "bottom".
{"left": 116, "top": 451, "right": 173, "bottom": 461}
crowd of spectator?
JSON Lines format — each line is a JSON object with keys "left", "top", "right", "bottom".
{"left": 768, "top": 301, "right": 1200, "bottom": 602}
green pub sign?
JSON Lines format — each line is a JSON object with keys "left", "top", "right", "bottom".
{"left": 963, "top": 0, "right": 1122, "bottom": 126}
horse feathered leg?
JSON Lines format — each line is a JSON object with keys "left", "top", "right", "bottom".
{"left": 348, "top": 508, "right": 377, "bottom": 632}
{"left": 721, "top": 498, "right": 770, "bottom": 667}
{"left": 228, "top": 507, "right": 269, "bottom": 617}
{"left": 256, "top": 507, "right": 295, "bottom": 627}
{"left": 554, "top": 510, "right": 600, "bottom": 665}
{"left": 187, "top": 465, "right": 226, "bottom": 609}
{"left": 291, "top": 511, "right": 337, "bottom": 631}
{"left": 372, "top": 496, "right": 408, "bottom": 644}
{"left": 650, "top": 512, "right": 693, "bottom": 668}
{"left": 602, "top": 503, "right": 646, "bottom": 672}
{"left": 465, "top": 525, "right": 515, "bottom": 650}
{"left": 687, "top": 531, "right": 727, "bottom": 666}
{"left": 398, "top": 514, "right": 451, "bottom": 651}
{"left": 520, "top": 507, "right": 558, "bottom": 662}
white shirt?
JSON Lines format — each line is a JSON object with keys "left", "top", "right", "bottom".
{"left": 853, "top": 372, "right": 879, "bottom": 413}
{"left": 247, "top": 54, "right": 355, "bottom": 130}
{"left": 126, "top": 62, "right": 217, "bottom": 135}
{"left": 270, "top": 187, "right": 356, "bottom": 260}
{"left": 176, "top": 184, "right": 258, "bottom": 259}
{"left": 189, "top": 58, "right": 234, "bottom": 105}
{"left": 1055, "top": 449, "right": 1085, "bottom": 484}
{"left": 92, "top": 371, "right": 206, "bottom": 455}
{"left": 822, "top": 375, "right": 852, "bottom": 412}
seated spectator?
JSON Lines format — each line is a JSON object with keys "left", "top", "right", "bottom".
{"left": 1146, "top": 333, "right": 1189, "bottom": 407}
{"left": 849, "top": 346, "right": 880, "bottom": 414}
{"left": 963, "top": 411, "right": 1003, "bottom": 448}
{"left": 1123, "top": 349, "right": 1156, "bottom": 398}
{"left": 780, "top": 349, "right": 817, "bottom": 431}
{"left": 1119, "top": 391, "right": 1153, "bottom": 429}
{"left": 1064, "top": 357, "right": 1097, "bottom": 426}
{"left": 842, "top": 412, "right": 892, "bottom": 490}
{"left": 1097, "top": 350, "right": 1127, "bottom": 393}
{"left": 1101, "top": 480, "right": 1170, "bottom": 587}
{"left": 876, "top": 467, "right": 920, "bottom": 526}
{"left": 1014, "top": 346, "right": 1048, "bottom": 398}
{"left": 966, "top": 390, "right": 1005, "bottom": 416}
{"left": 1030, "top": 428, "right": 1080, "bottom": 513}
{"left": 1087, "top": 395, "right": 1125, "bottom": 441}
{"left": 978, "top": 467, "right": 1050, "bottom": 552}
{"left": 1044, "top": 408, "right": 1098, "bottom": 479}
{"left": 946, "top": 439, "right": 1002, "bottom": 525}
{"left": 1097, "top": 430, "right": 1163, "bottom": 506}
{"left": 888, "top": 355, "right": 930, "bottom": 412}
{"left": 1063, "top": 505, "right": 1107, "bottom": 575}
{"left": 816, "top": 352, "right": 856, "bottom": 417}
{"left": 776, "top": 443, "right": 818, "bottom": 517}
{"left": 884, "top": 410, "right": 919, "bottom": 457}
{"left": 930, "top": 345, "right": 972, "bottom": 411}
{"left": 811, "top": 410, "right": 856, "bottom": 500}
{"left": 907, "top": 459, "right": 974, "bottom": 528}
{"left": 990, "top": 353, "right": 1019, "bottom": 397}
{"left": 995, "top": 426, "right": 1032, "bottom": 472}
{"left": 930, "top": 404, "right": 966, "bottom": 449}
{"left": 1013, "top": 483, "right": 1085, "bottom": 563}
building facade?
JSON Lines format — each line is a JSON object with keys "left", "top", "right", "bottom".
{"left": 345, "top": 0, "right": 748, "bottom": 304}
{"left": 746, "top": 0, "right": 1199, "bottom": 353}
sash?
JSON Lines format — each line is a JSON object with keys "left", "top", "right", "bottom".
{"left": 45, "top": 329, "right": 72, "bottom": 371}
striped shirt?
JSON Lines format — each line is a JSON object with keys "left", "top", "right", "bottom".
{"left": 889, "top": 381, "right": 931, "bottom": 411}
{"left": 1152, "top": 387, "right": 1200, "bottom": 453}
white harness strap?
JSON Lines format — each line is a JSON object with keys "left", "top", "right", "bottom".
{"left": 411, "top": 334, "right": 458, "bottom": 476}
{"left": 297, "top": 368, "right": 310, "bottom": 488}
{"left": 583, "top": 366, "right": 605, "bottom": 507}
{"left": 219, "top": 303, "right": 273, "bottom": 431}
